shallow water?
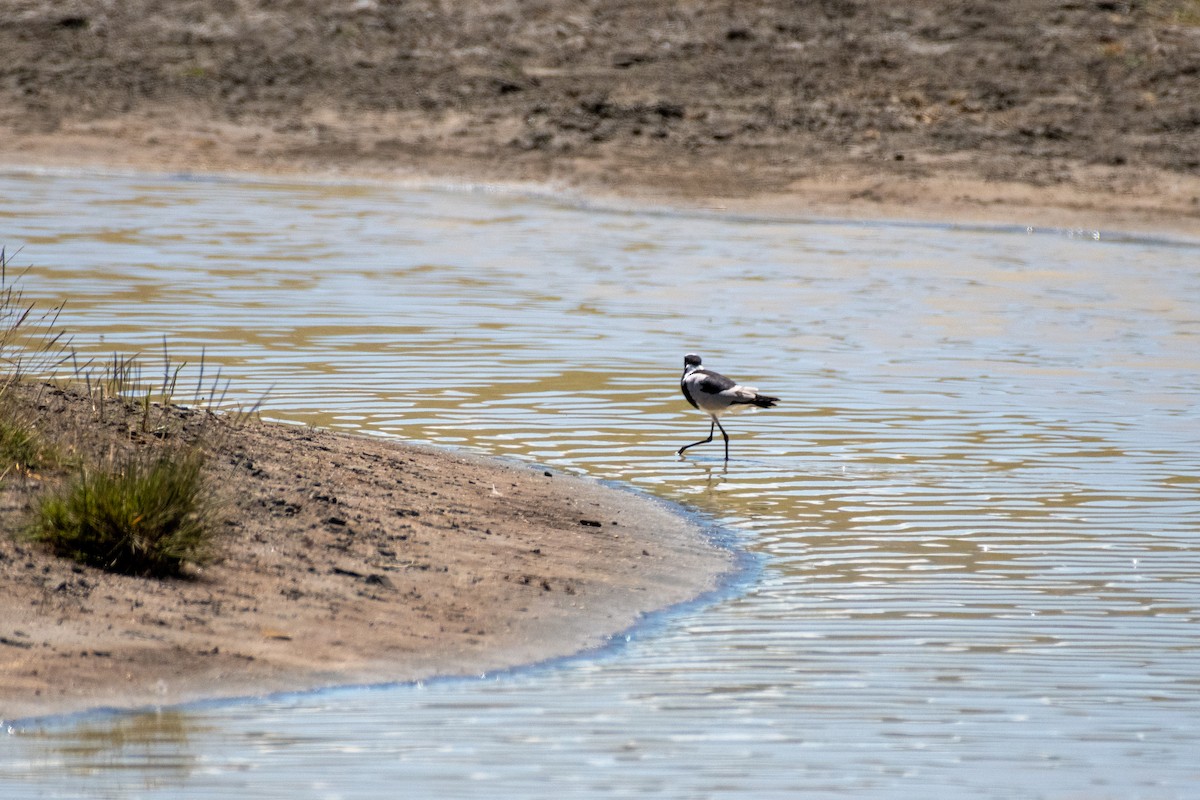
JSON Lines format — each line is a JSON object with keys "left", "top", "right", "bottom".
{"left": 2, "top": 169, "right": 1199, "bottom": 799}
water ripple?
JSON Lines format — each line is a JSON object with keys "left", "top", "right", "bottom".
{"left": 3, "top": 170, "right": 1200, "bottom": 798}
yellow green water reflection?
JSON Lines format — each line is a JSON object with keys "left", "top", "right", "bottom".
{"left": 3, "top": 169, "right": 1200, "bottom": 798}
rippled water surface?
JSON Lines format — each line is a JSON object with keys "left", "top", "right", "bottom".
{"left": 2, "top": 170, "right": 1199, "bottom": 799}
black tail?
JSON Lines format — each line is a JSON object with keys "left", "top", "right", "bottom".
{"left": 735, "top": 394, "right": 778, "bottom": 409}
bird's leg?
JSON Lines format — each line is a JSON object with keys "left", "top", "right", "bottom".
{"left": 677, "top": 419, "right": 716, "bottom": 456}
{"left": 714, "top": 417, "right": 730, "bottom": 460}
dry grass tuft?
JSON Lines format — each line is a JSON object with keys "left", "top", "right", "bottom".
{"left": 0, "top": 247, "right": 254, "bottom": 579}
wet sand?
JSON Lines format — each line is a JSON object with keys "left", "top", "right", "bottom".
{"left": 6, "top": 113, "right": 1199, "bottom": 240}
{"left": 3, "top": 2, "right": 1198, "bottom": 237}
{"left": 0, "top": 385, "right": 735, "bottom": 722}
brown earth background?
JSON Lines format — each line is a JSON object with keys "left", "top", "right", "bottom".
{"left": 2, "top": 0, "right": 1199, "bottom": 234}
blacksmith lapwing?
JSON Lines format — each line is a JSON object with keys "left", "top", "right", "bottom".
{"left": 677, "top": 353, "right": 779, "bottom": 461}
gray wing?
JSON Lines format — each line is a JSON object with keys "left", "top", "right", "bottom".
{"left": 695, "top": 369, "right": 736, "bottom": 394}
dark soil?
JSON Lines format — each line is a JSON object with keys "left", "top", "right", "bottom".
{"left": 2, "top": 1, "right": 1198, "bottom": 231}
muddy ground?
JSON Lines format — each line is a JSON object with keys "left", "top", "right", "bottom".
{"left": 1, "top": 0, "right": 1198, "bottom": 234}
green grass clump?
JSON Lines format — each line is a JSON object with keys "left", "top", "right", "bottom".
{"left": 0, "top": 384, "right": 47, "bottom": 473}
{"left": 28, "top": 448, "right": 214, "bottom": 578}
{"left": 0, "top": 409, "right": 43, "bottom": 471}
{"left": 3, "top": 246, "right": 240, "bottom": 578}
{"left": 0, "top": 247, "right": 64, "bottom": 474}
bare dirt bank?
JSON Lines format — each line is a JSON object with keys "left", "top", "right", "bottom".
{"left": 1, "top": 385, "right": 734, "bottom": 722}
{"left": 2, "top": 1, "right": 1198, "bottom": 237}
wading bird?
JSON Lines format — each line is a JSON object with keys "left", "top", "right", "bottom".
{"left": 677, "top": 353, "right": 779, "bottom": 461}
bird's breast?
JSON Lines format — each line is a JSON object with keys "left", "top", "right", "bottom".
{"left": 680, "top": 379, "right": 699, "bottom": 409}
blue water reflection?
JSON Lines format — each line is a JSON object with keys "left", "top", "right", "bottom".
{"left": 2, "top": 169, "right": 1199, "bottom": 798}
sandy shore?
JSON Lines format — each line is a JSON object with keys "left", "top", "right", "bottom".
{"left": 0, "top": 385, "right": 735, "bottom": 722}
{"left": 6, "top": 119, "right": 1200, "bottom": 240}
{"left": 3, "top": 2, "right": 1199, "bottom": 238}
